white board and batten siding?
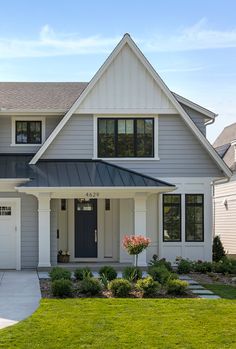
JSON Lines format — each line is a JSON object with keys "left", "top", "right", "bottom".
{"left": 76, "top": 43, "right": 177, "bottom": 115}
{"left": 214, "top": 175, "right": 236, "bottom": 255}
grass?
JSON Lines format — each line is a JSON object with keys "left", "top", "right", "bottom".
{"left": 0, "top": 299, "right": 236, "bottom": 349}
{"left": 203, "top": 284, "right": 236, "bottom": 299}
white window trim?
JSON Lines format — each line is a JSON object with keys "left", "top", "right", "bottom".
{"left": 93, "top": 115, "right": 159, "bottom": 161}
{"left": 11, "top": 116, "right": 46, "bottom": 147}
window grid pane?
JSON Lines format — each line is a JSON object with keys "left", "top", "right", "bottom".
{"left": 185, "top": 194, "right": 204, "bottom": 242}
{"left": 16, "top": 121, "right": 42, "bottom": 144}
{"left": 163, "top": 194, "right": 181, "bottom": 242}
{"left": 98, "top": 118, "right": 154, "bottom": 158}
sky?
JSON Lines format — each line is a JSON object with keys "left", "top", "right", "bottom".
{"left": 0, "top": 0, "right": 235, "bottom": 143}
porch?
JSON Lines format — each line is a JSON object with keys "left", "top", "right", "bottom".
{"left": 17, "top": 159, "right": 175, "bottom": 268}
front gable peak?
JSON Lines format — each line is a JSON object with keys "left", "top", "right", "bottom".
{"left": 76, "top": 38, "right": 177, "bottom": 114}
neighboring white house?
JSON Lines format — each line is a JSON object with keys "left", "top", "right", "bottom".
{"left": 214, "top": 123, "right": 236, "bottom": 257}
{"left": 0, "top": 34, "right": 231, "bottom": 270}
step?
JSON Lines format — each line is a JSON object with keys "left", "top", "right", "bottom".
{"left": 198, "top": 295, "right": 221, "bottom": 299}
{"left": 191, "top": 289, "right": 214, "bottom": 295}
{"left": 188, "top": 284, "right": 204, "bottom": 290}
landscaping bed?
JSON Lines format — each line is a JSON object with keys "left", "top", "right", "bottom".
{"left": 40, "top": 260, "right": 195, "bottom": 299}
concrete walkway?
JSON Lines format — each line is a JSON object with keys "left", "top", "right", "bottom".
{"left": 0, "top": 270, "right": 41, "bottom": 329}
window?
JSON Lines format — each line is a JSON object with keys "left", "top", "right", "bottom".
{"left": 98, "top": 118, "right": 154, "bottom": 158}
{"left": 105, "top": 199, "right": 110, "bottom": 211}
{"left": 163, "top": 194, "right": 181, "bottom": 242}
{"left": 15, "top": 121, "right": 42, "bottom": 144}
{"left": 61, "top": 199, "right": 67, "bottom": 211}
{"left": 0, "top": 206, "right": 11, "bottom": 216}
{"left": 185, "top": 194, "right": 204, "bottom": 242}
{"left": 76, "top": 199, "right": 94, "bottom": 211}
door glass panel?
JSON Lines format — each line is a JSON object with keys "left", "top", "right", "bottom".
{"left": 0, "top": 206, "right": 11, "bottom": 216}
{"left": 76, "top": 199, "right": 94, "bottom": 211}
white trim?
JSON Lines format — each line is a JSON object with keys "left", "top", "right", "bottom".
{"left": 0, "top": 198, "right": 21, "bottom": 270}
{"left": 172, "top": 92, "right": 217, "bottom": 120}
{"left": 11, "top": 116, "right": 46, "bottom": 147}
{"left": 93, "top": 114, "right": 159, "bottom": 160}
{"left": 29, "top": 34, "right": 231, "bottom": 178}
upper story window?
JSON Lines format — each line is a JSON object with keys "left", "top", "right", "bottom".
{"left": 98, "top": 118, "right": 154, "bottom": 158}
{"left": 11, "top": 117, "right": 45, "bottom": 146}
{"left": 16, "top": 121, "right": 42, "bottom": 144}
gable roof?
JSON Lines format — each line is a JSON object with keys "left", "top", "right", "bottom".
{"left": 213, "top": 122, "right": 236, "bottom": 171}
{"left": 0, "top": 82, "right": 88, "bottom": 112}
{"left": 27, "top": 34, "right": 231, "bottom": 177}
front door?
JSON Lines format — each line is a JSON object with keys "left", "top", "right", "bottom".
{"left": 74, "top": 199, "right": 97, "bottom": 258}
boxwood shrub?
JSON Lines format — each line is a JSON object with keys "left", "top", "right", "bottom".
{"left": 99, "top": 266, "right": 117, "bottom": 281}
{"left": 108, "top": 279, "right": 132, "bottom": 297}
{"left": 135, "top": 276, "right": 160, "bottom": 297}
{"left": 167, "top": 279, "right": 188, "bottom": 295}
{"left": 74, "top": 267, "right": 93, "bottom": 281}
{"left": 51, "top": 279, "right": 73, "bottom": 298}
{"left": 49, "top": 267, "right": 71, "bottom": 281}
{"left": 79, "top": 277, "right": 102, "bottom": 295}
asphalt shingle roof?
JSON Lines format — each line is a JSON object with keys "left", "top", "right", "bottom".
{"left": 0, "top": 82, "right": 88, "bottom": 111}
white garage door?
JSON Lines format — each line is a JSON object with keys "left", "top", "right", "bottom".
{"left": 0, "top": 202, "right": 17, "bottom": 269}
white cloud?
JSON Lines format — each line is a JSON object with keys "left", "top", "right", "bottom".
{"left": 145, "top": 18, "right": 236, "bottom": 52}
{"left": 0, "top": 19, "right": 236, "bottom": 59}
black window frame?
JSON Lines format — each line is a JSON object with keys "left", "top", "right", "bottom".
{"left": 15, "top": 120, "right": 42, "bottom": 145}
{"left": 97, "top": 117, "right": 154, "bottom": 158}
{"left": 163, "top": 194, "right": 182, "bottom": 242}
{"left": 185, "top": 194, "right": 204, "bottom": 242}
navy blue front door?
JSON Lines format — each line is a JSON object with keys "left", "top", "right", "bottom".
{"left": 74, "top": 199, "right": 97, "bottom": 258}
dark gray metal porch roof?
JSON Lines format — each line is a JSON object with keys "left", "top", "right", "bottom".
{"left": 0, "top": 155, "right": 174, "bottom": 188}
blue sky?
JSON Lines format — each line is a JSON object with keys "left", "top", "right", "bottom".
{"left": 0, "top": 0, "right": 236, "bottom": 142}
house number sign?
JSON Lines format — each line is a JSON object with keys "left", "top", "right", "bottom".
{"left": 85, "top": 192, "right": 100, "bottom": 198}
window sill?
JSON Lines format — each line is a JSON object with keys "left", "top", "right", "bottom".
{"left": 93, "top": 157, "right": 160, "bottom": 161}
{"left": 10, "top": 143, "right": 42, "bottom": 147}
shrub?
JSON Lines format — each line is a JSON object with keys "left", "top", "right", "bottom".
{"left": 99, "top": 266, "right": 117, "bottom": 281}
{"left": 213, "top": 236, "right": 226, "bottom": 262}
{"left": 79, "top": 277, "right": 102, "bottom": 295}
{"left": 193, "top": 261, "right": 212, "bottom": 274}
{"left": 176, "top": 259, "right": 193, "bottom": 274}
{"left": 108, "top": 279, "right": 132, "bottom": 297}
{"left": 122, "top": 266, "right": 142, "bottom": 282}
{"left": 149, "top": 255, "right": 172, "bottom": 272}
{"left": 49, "top": 267, "right": 71, "bottom": 281}
{"left": 74, "top": 267, "right": 93, "bottom": 281}
{"left": 148, "top": 265, "right": 171, "bottom": 285}
{"left": 51, "top": 279, "right": 73, "bottom": 298}
{"left": 167, "top": 279, "right": 188, "bottom": 295}
{"left": 135, "top": 276, "right": 160, "bottom": 297}
{"left": 213, "top": 258, "right": 236, "bottom": 275}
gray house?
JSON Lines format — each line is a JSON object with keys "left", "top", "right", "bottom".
{"left": 214, "top": 123, "right": 236, "bottom": 256}
{"left": 0, "top": 34, "right": 231, "bottom": 270}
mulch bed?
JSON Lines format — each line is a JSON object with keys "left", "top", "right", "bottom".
{"left": 190, "top": 272, "right": 236, "bottom": 285}
{"left": 39, "top": 279, "right": 196, "bottom": 299}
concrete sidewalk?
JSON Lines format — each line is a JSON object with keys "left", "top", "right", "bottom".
{"left": 0, "top": 270, "right": 41, "bottom": 329}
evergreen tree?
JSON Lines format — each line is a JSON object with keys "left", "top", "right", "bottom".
{"left": 212, "top": 235, "right": 226, "bottom": 262}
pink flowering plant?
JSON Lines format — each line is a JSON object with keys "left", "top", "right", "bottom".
{"left": 122, "top": 235, "right": 151, "bottom": 266}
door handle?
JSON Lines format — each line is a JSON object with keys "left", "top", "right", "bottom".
{"left": 94, "top": 229, "right": 97, "bottom": 243}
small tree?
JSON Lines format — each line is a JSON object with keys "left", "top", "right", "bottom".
{"left": 212, "top": 235, "right": 226, "bottom": 262}
{"left": 122, "top": 235, "right": 151, "bottom": 266}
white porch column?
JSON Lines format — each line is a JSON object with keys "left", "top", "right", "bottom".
{"left": 38, "top": 194, "right": 51, "bottom": 267}
{"left": 134, "top": 193, "right": 147, "bottom": 266}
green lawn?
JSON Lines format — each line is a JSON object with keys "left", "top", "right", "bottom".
{"left": 0, "top": 299, "right": 236, "bottom": 349}
{"left": 203, "top": 284, "right": 236, "bottom": 299}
